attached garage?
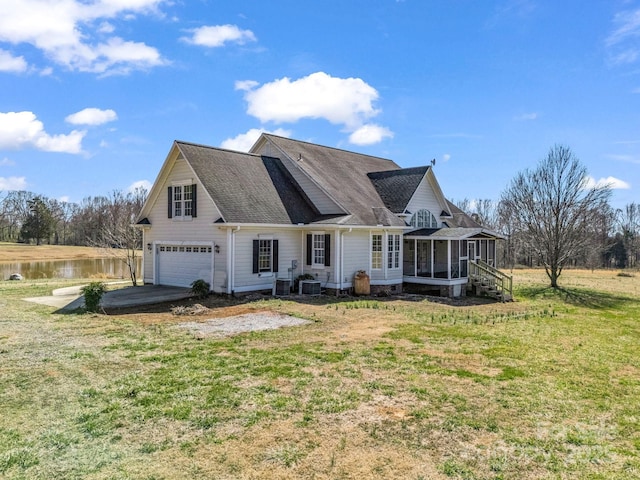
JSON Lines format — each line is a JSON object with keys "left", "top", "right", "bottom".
{"left": 156, "top": 244, "right": 213, "bottom": 288}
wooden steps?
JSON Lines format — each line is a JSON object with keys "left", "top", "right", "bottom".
{"left": 468, "top": 261, "right": 513, "bottom": 302}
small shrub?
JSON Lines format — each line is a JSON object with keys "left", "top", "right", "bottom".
{"left": 294, "top": 273, "right": 315, "bottom": 292}
{"left": 617, "top": 271, "right": 634, "bottom": 278}
{"left": 190, "top": 279, "right": 210, "bottom": 299}
{"left": 81, "top": 282, "right": 106, "bottom": 313}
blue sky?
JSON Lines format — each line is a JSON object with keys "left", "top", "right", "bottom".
{"left": 0, "top": 0, "right": 638, "bottom": 209}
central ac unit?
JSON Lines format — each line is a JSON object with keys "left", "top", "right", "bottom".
{"left": 299, "top": 280, "right": 321, "bottom": 296}
{"left": 273, "top": 278, "right": 291, "bottom": 296}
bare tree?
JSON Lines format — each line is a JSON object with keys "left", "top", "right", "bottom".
{"left": 618, "top": 202, "right": 639, "bottom": 268}
{"left": 92, "top": 188, "right": 147, "bottom": 285}
{"left": 500, "top": 145, "right": 612, "bottom": 288}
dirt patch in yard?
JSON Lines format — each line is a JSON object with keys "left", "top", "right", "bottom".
{"left": 176, "top": 311, "right": 311, "bottom": 338}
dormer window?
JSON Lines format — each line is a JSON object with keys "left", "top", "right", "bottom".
{"left": 410, "top": 209, "right": 438, "bottom": 229}
{"left": 167, "top": 183, "right": 197, "bottom": 220}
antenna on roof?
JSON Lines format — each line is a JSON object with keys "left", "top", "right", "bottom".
{"left": 430, "top": 158, "right": 436, "bottom": 167}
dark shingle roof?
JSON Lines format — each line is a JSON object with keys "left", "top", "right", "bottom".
{"left": 367, "top": 166, "right": 430, "bottom": 213}
{"left": 404, "top": 227, "right": 501, "bottom": 239}
{"left": 261, "top": 135, "right": 407, "bottom": 226}
{"left": 176, "top": 141, "right": 318, "bottom": 224}
{"left": 445, "top": 201, "right": 483, "bottom": 228}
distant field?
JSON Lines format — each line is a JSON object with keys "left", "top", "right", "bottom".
{"left": 0, "top": 243, "right": 123, "bottom": 262}
{"left": 0, "top": 269, "right": 638, "bottom": 479}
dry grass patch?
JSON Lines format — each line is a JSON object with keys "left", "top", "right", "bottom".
{"left": 1, "top": 270, "right": 639, "bottom": 479}
{"left": 0, "top": 243, "right": 122, "bottom": 262}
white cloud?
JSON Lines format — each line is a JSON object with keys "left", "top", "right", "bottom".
{"left": 65, "top": 108, "right": 117, "bottom": 126}
{"left": 240, "top": 72, "right": 381, "bottom": 128}
{"left": 0, "top": 157, "right": 15, "bottom": 166}
{"left": 0, "top": 0, "right": 168, "bottom": 74}
{"left": 606, "top": 8, "right": 640, "bottom": 47}
{"left": 514, "top": 112, "right": 538, "bottom": 121}
{"left": 611, "top": 49, "right": 639, "bottom": 65}
{"left": 606, "top": 8, "right": 640, "bottom": 66}
{"left": 220, "top": 127, "right": 292, "bottom": 152}
{"left": 0, "top": 48, "right": 27, "bottom": 72}
{"left": 442, "top": 153, "right": 451, "bottom": 162}
{"left": 605, "top": 153, "right": 640, "bottom": 164}
{"left": 235, "top": 79, "right": 259, "bottom": 91}
{"left": 238, "top": 72, "right": 393, "bottom": 145}
{"left": 348, "top": 124, "right": 393, "bottom": 146}
{"left": 98, "top": 22, "right": 115, "bottom": 34}
{"left": 584, "top": 175, "right": 631, "bottom": 190}
{"left": 58, "top": 195, "right": 70, "bottom": 203}
{"left": 0, "top": 111, "right": 85, "bottom": 154}
{"left": 0, "top": 176, "right": 27, "bottom": 190}
{"left": 128, "top": 179, "right": 152, "bottom": 193}
{"left": 182, "top": 25, "right": 256, "bottom": 48}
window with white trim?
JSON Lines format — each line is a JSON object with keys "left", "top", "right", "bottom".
{"left": 172, "top": 184, "right": 194, "bottom": 220}
{"left": 388, "top": 234, "right": 401, "bottom": 269}
{"left": 306, "top": 233, "right": 330, "bottom": 268}
{"left": 253, "top": 238, "right": 279, "bottom": 275}
{"left": 258, "top": 239, "right": 272, "bottom": 273}
{"left": 410, "top": 209, "right": 438, "bottom": 229}
{"left": 371, "top": 234, "right": 383, "bottom": 269}
{"left": 312, "top": 233, "right": 325, "bottom": 267}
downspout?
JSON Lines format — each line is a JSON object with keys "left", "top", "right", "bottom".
{"left": 301, "top": 230, "right": 304, "bottom": 276}
{"left": 229, "top": 226, "right": 240, "bottom": 295}
{"left": 339, "top": 228, "right": 352, "bottom": 294}
{"left": 384, "top": 230, "right": 388, "bottom": 281}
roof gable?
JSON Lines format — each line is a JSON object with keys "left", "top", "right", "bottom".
{"left": 177, "top": 141, "right": 319, "bottom": 224}
{"left": 368, "top": 166, "right": 430, "bottom": 213}
{"left": 255, "top": 134, "right": 406, "bottom": 226}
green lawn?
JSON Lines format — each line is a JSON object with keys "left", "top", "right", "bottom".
{"left": 1, "top": 270, "right": 639, "bottom": 479}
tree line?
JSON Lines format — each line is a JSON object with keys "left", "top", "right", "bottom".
{"left": 457, "top": 146, "right": 638, "bottom": 283}
{"left": 0, "top": 188, "right": 147, "bottom": 247}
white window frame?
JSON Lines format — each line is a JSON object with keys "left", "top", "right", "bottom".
{"left": 387, "top": 233, "right": 401, "bottom": 269}
{"left": 410, "top": 209, "right": 438, "bottom": 229}
{"left": 371, "top": 234, "right": 383, "bottom": 270}
{"left": 258, "top": 235, "right": 273, "bottom": 275}
{"left": 172, "top": 181, "right": 193, "bottom": 221}
{"left": 311, "top": 232, "right": 325, "bottom": 268}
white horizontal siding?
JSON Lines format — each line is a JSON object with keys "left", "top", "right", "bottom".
{"left": 142, "top": 157, "right": 228, "bottom": 292}
{"left": 232, "top": 228, "right": 302, "bottom": 290}
{"left": 342, "top": 231, "right": 370, "bottom": 283}
{"left": 406, "top": 176, "right": 445, "bottom": 227}
{"left": 366, "top": 230, "right": 404, "bottom": 284}
{"left": 298, "top": 230, "right": 334, "bottom": 287}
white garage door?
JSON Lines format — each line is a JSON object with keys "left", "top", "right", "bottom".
{"left": 157, "top": 244, "right": 213, "bottom": 288}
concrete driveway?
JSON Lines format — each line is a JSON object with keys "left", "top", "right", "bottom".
{"left": 24, "top": 284, "right": 193, "bottom": 312}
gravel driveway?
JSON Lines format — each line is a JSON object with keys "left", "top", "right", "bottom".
{"left": 177, "top": 311, "right": 310, "bottom": 338}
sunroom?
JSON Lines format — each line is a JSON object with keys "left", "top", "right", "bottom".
{"left": 402, "top": 227, "right": 503, "bottom": 297}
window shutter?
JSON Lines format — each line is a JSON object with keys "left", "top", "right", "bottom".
{"left": 167, "top": 186, "right": 172, "bottom": 218}
{"left": 252, "top": 240, "right": 259, "bottom": 274}
{"left": 192, "top": 184, "right": 197, "bottom": 218}
{"left": 324, "top": 234, "right": 331, "bottom": 266}
{"left": 273, "top": 240, "right": 279, "bottom": 273}
{"left": 306, "top": 234, "right": 312, "bottom": 265}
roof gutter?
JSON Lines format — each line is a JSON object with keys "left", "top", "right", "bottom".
{"left": 216, "top": 222, "right": 405, "bottom": 230}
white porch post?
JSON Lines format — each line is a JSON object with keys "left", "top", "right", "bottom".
{"left": 447, "top": 240, "right": 451, "bottom": 280}
{"left": 430, "top": 240, "right": 434, "bottom": 278}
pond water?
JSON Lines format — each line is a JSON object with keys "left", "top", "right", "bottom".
{"left": 0, "top": 258, "right": 142, "bottom": 281}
